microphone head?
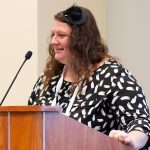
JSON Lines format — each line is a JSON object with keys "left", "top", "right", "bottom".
{"left": 25, "top": 51, "right": 32, "bottom": 60}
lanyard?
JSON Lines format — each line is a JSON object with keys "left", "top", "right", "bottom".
{"left": 51, "top": 69, "right": 80, "bottom": 116}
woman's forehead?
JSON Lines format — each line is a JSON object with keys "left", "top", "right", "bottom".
{"left": 51, "top": 20, "right": 72, "bottom": 33}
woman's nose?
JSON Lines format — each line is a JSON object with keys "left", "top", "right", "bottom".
{"left": 51, "top": 35, "right": 59, "bottom": 45}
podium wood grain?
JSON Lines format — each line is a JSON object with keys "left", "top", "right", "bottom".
{"left": 0, "top": 113, "right": 8, "bottom": 150}
{"left": 0, "top": 106, "right": 135, "bottom": 150}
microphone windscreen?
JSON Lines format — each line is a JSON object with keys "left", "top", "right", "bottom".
{"left": 25, "top": 51, "right": 32, "bottom": 60}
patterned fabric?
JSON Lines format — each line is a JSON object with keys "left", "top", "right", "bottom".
{"left": 28, "top": 60, "right": 150, "bottom": 149}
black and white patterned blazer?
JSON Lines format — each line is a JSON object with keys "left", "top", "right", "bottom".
{"left": 28, "top": 60, "right": 150, "bottom": 149}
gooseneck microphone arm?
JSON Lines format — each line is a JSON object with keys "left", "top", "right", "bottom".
{"left": 0, "top": 51, "right": 32, "bottom": 106}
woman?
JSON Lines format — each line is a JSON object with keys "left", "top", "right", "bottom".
{"left": 28, "top": 5, "right": 150, "bottom": 149}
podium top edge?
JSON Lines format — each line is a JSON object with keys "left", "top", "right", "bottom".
{"left": 0, "top": 106, "right": 61, "bottom": 112}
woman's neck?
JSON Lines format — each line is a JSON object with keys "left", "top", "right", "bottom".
{"left": 63, "top": 65, "right": 78, "bottom": 83}
{"left": 63, "top": 57, "right": 111, "bottom": 83}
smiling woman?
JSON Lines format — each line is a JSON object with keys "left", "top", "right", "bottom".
{"left": 28, "top": 5, "right": 150, "bottom": 150}
{"left": 50, "top": 21, "right": 72, "bottom": 64}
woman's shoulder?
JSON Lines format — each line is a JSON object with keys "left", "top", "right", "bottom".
{"left": 95, "top": 58, "right": 137, "bottom": 82}
{"left": 33, "top": 73, "right": 60, "bottom": 87}
{"left": 96, "top": 59, "right": 123, "bottom": 74}
{"left": 97, "top": 59, "right": 131, "bottom": 73}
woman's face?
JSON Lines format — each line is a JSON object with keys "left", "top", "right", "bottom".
{"left": 50, "top": 20, "right": 72, "bottom": 64}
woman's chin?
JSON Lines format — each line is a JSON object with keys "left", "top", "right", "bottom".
{"left": 55, "top": 57, "right": 65, "bottom": 64}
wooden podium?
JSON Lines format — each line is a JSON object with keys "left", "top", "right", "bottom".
{"left": 0, "top": 106, "right": 134, "bottom": 150}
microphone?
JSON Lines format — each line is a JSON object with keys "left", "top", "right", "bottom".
{"left": 0, "top": 51, "right": 32, "bottom": 106}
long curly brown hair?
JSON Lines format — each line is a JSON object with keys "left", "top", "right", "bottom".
{"left": 43, "top": 5, "right": 109, "bottom": 89}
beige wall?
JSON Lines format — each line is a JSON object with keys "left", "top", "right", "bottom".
{"left": 107, "top": 0, "right": 150, "bottom": 106}
{"left": 0, "top": 0, "right": 38, "bottom": 105}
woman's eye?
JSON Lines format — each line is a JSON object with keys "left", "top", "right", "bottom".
{"left": 59, "top": 34, "right": 65, "bottom": 38}
{"left": 51, "top": 33, "right": 54, "bottom": 38}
